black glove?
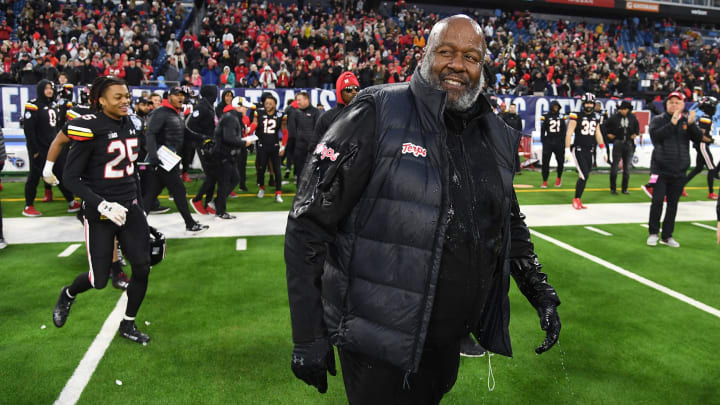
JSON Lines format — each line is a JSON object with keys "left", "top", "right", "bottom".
{"left": 291, "top": 338, "right": 336, "bottom": 394}
{"left": 510, "top": 255, "right": 562, "bottom": 354}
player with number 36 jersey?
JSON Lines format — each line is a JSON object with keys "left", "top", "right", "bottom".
{"left": 565, "top": 93, "right": 606, "bottom": 210}
{"left": 53, "top": 76, "right": 152, "bottom": 344}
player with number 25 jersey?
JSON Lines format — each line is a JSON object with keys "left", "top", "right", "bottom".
{"left": 53, "top": 76, "right": 152, "bottom": 345}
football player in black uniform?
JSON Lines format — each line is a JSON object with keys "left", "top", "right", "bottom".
{"left": 606, "top": 100, "right": 640, "bottom": 195}
{"left": 254, "top": 93, "right": 285, "bottom": 203}
{"left": 565, "top": 93, "right": 606, "bottom": 209}
{"left": 684, "top": 96, "right": 718, "bottom": 200}
{"left": 539, "top": 100, "right": 567, "bottom": 188}
{"left": 23, "top": 79, "right": 78, "bottom": 216}
{"left": 52, "top": 76, "right": 152, "bottom": 343}
{"left": 188, "top": 85, "right": 220, "bottom": 215}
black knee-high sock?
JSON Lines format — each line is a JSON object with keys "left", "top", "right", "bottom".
{"left": 68, "top": 272, "right": 93, "bottom": 296}
{"left": 575, "top": 179, "right": 587, "bottom": 199}
{"left": 125, "top": 266, "right": 149, "bottom": 318}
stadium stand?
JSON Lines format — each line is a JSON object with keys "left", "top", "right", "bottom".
{"left": 0, "top": 0, "right": 717, "bottom": 103}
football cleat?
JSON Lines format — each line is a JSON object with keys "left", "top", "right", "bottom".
{"left": 555, "top": 178, "right": 562, "bottom": 187}
{"left": 641, "top": 185, "right": 653, "bottom": 199}
{"left": 53, "top": 287, "right": 75, "bottom": 327}
{"left": 118, "top": 320, "right": 150, "bottom": 344}
{"left": 572, "top": 198, "right": 583, "bottom": 210}
{"left": 149, "top": 206, "right": 170, "bottom": 215}
{"left": 459, "top": 335, "right": 486, "bottom": 358}
{"left": 229, "top": 190, "right": 239, "bottom": 198}
{"left": 68, "top": 200, "right": 82, "bottom": 213}
{"left": 190, "top": 199, "right": 208, "bottom": 215}
{"left": 708, "top": 192, "right": 718, "bottom": 200}
{"left": 186, "top": 222, "right": 209, "bottom": 234}
{"left": 275, "top": 193, "right": 283, "bottom": 203}
{"left": 22, "top": 206, "right": 42, "bottom": 217}
{"left": 41, "top": 189, "right": 53, "bottom": 202}
{"left": 541, "top": 181, "right": 548, "bottom": 189}
{"left": 681, "top": 189, "right": 688, "bottom": 197}
{"left": 257, "top": 188, "right": 265, "bottom": 199}
{"left": 215, "top": 213, "right": 236, "bottom": 220}
{"left": 181, "top": 172, "right": 191, "bottom": 183}
{"left": 206, "top": 201, "right": 217, "bottom": 215}
{"left": 112, "top": 271, "right": 130, "bottom": 290}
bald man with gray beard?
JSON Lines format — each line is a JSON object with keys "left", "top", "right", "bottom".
{"left": 285, "top": 15, "right": 562, "bottom": 404}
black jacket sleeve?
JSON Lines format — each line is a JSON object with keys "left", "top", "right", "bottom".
{"left": 284, "top": 100, "right": 377, "bottom": 344}
{"left": 144, "top": 110, "right": 164, "bottom": 164}
{"left": 508, "top": 189, "right": 561, "bottom": 308}
{"left": 23, "top": 106, "right": 39, "bottom": 155}
{"left": 649, "top": 115, "right": 673, "bottom": 145}
{"left": 63, "top": 140, "right": 105, "bottom": 208}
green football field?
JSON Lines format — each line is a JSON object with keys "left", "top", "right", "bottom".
{"left": 1, "top": 167, "right": 718, "bottom": 404}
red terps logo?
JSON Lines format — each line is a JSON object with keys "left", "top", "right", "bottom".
{"left": 315, "top": 143, "right": 340, "bottom": 161}
{"left": 401, "top": 142, "right": 427, "bottom": 158}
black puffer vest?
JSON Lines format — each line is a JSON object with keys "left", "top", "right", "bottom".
{"left": 321, "top": 73, "right": 521, "bottom": 373}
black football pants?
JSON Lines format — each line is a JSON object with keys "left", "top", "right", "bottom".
{"left": 143, "top": 165, "right": 195, "bottom": 227}
{"left": 235, "top": 147, "right": 248, "bottom": 190}
{"left": 541, "top": 143, "right": 564, "bottom": 181}
{"left": 572, "top": 146, "right": 593, "bottom": 199}
{"left": 257, "top": 147, "right": 282, "bottom": 193}
{"left": 649, "top": 175, "right": 685, "bottom": 239}
{"left": 339, "top": 342, "right": 461, "bottom": 405}
{"left": 194, "top": 158, "right": 219, "bottom": 207}
{"left": 610, "top": 142, "right": 633, "bottom": 193}
{"left": 68, "top": 201, "right": 151, "bottom": 318}
{"left": 215, "top": 159, "right": 239, "bottom": 216}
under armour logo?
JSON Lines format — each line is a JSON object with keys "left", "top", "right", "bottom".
{"left": 401, "top": 142, "right": 427, "bottom": 158}
{"left": 292, "top": 355, "right": 304, "bottom": 366}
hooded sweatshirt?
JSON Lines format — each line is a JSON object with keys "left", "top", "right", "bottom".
{"left": 23, "top": 79, "right": 58, "bottom": 156}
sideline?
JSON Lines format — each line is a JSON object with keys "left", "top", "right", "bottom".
{"left": 54, "top": 293, "right": 128, "bottom": 405}
{"left": 529, "top": 229, "right": 720, "bottom": 319}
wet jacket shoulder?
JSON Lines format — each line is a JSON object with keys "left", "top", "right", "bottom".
{"left": 649, "top": 112, "right": 703, "bottom": 177}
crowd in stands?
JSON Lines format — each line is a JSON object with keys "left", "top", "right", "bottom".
{"left": 0, "top": 0, "right": 718, "bottom": 103}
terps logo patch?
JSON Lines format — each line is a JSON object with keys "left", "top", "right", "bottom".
{"left": 315, "top": 143, "right": 340, "bottom": 161}
{"left": 401, "top": 142, "right": 427, "bottom": 158}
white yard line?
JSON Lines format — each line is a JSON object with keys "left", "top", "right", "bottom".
{"left": 584, "top": 226, "right": 612, "bottom": 236}
{"left": 640, "top": 224, "right": 649, "bottom": 228}
{"left": 58, "top": 244, "right": 82, "bottom": 257}
{"left": 236, "top": 238, "right": 247, "bottom": 251}
{"left": 530, "top": 229, "right": 720, "bottom": 319}
{"left": 54, "top": 293, "right": 127, "bottom": 405}
{"left": 691, "top": 222, "right": 717, "bottom": 231}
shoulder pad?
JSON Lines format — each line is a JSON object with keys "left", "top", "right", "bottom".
{"left": 66, "top": 123, "right": 95, "bottom": 141}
